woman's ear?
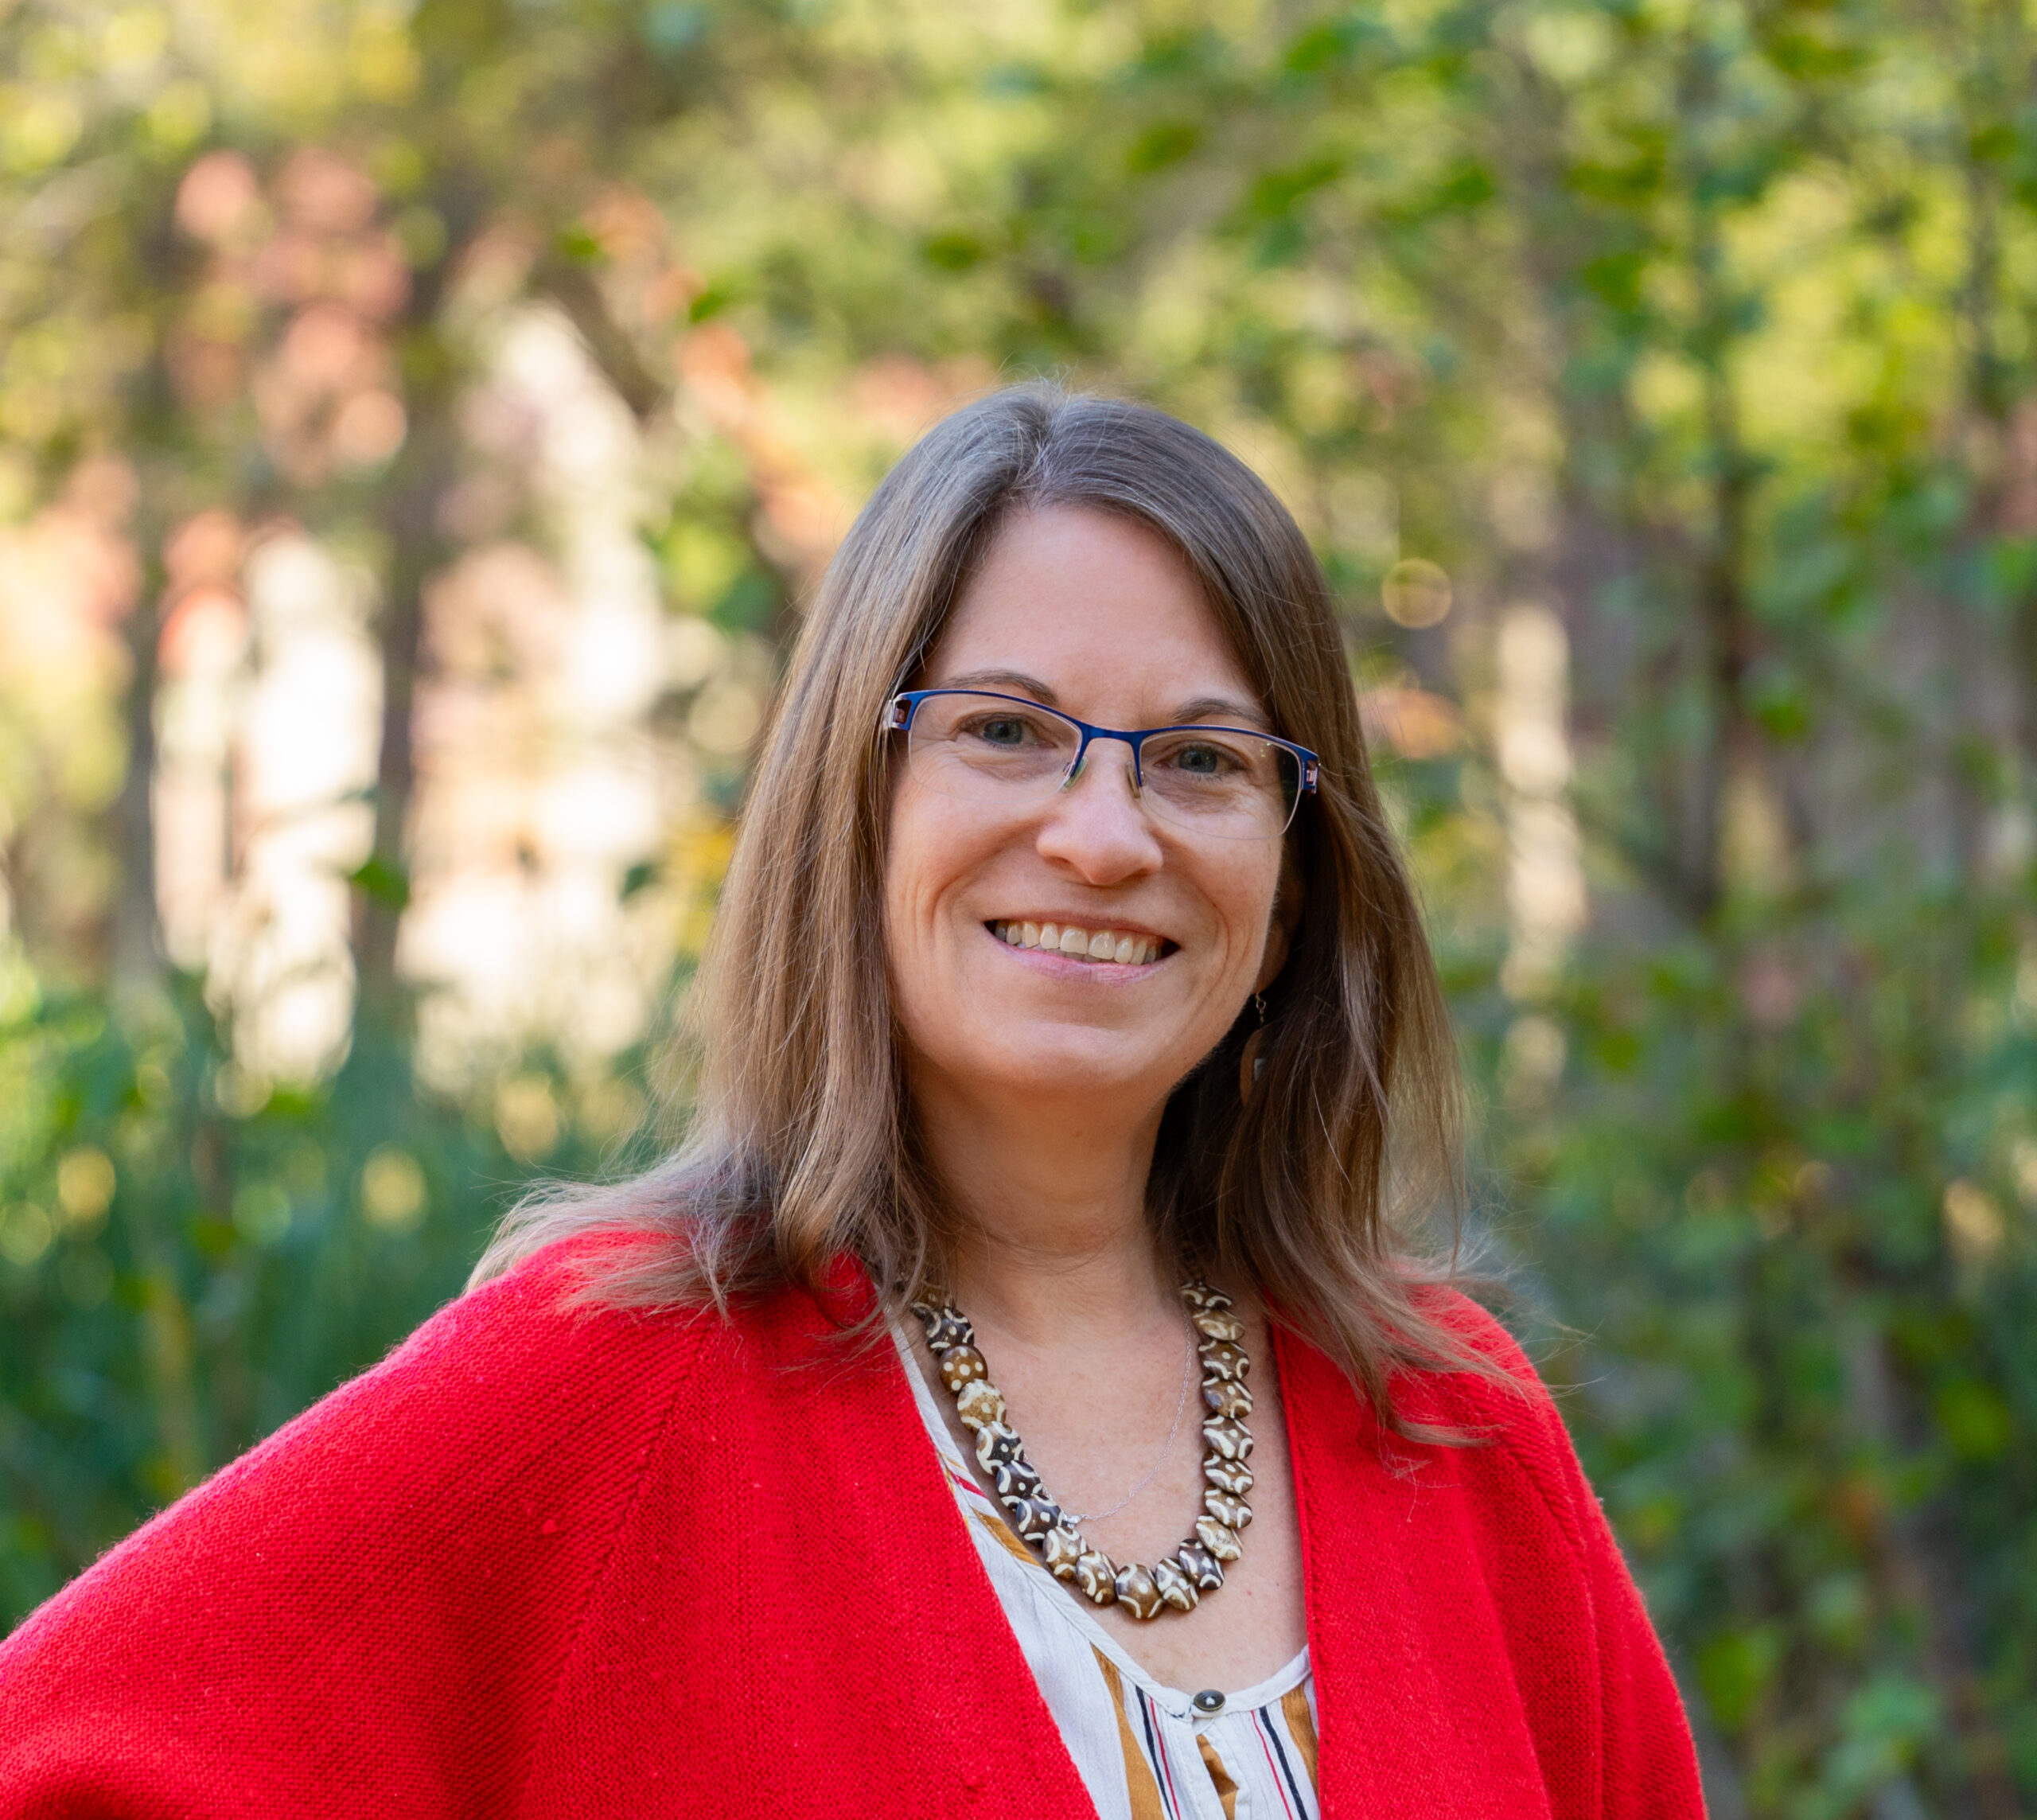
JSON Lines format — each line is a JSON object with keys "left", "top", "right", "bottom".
{"left": 1254, "top": 851, "right": 1303, "bottom": 993}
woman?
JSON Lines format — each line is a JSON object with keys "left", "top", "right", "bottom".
{"left": 0, "top": 387, "right": 1704, "bottom": 1818}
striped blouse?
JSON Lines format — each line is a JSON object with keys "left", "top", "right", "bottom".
{"left": 898, "top": 1331, "right": 1322, "bottom": 1820}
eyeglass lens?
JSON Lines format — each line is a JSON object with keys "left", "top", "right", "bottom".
{"left": 904, "top": 692, "right": 1301, "bottom": 841}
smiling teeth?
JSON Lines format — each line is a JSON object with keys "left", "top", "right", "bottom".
{"left": 991, "top": 921, "right": 1161, "bottom": 965}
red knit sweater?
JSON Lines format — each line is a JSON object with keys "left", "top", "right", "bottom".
{"left": 0, "top": 1243, "right": 1704, "bottom": 1818}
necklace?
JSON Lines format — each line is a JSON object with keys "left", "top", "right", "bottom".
{"left": 912, "top": 1276, "right": 1253, "bottom": 1621}
{"left": 1059, "top": 1323, "right": 1193, "bottom": 1524}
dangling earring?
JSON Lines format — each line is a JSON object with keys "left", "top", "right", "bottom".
{"left": 1237, "top": 992, "right": 1268, "bottom": 1105}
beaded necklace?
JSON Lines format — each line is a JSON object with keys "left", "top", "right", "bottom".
{"left": 911, "top": 1278, "right": 1252, "bottom": 1620}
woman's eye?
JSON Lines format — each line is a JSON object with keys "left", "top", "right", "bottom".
{"left": 968, "top": 718, "right": 1030, "bottom": 746}
{"left": 1171, "top": 742, "right": 1233, "bottom": 776}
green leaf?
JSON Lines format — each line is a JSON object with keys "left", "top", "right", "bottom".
{"left": 347, "top": 857, "right": 411, "bottom": 912}
{"left": 1126, "top": 121, "right": 1201, "bottom": 173}
{"left": 920, "top": 230, "right": 988, "bottom": 272}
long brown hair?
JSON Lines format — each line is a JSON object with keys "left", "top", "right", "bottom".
{"left": 473, "top": 384, "right": 1500, "bottom": 1432}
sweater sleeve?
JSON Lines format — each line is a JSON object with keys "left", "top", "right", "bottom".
{"left": 1569, "top": 1445, "right": 1709, "bottom": 1820}
{"left": 1431, "top": 1296, "right": 1708, "bottom": 1820}
{"left": 0, "top": 1241, "right": 693, "bottom": 1820}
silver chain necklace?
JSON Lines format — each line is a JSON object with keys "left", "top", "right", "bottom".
{"left": 1057, "top": 1318, "right": 1194, "bottom": 1524}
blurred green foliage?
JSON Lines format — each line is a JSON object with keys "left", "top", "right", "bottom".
{"left": 3, "top": 0, "right": 2037, "bottom": 1812}
{"left": 0, "top": 969, "right": 661, "bottom": 1623}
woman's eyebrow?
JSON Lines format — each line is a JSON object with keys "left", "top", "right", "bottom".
{"left": 1173, "top": 695, "right": 1272, "bottom": 731}
{"left": 933, "top": 672, "right": 1272, "bottom": 731}
{"left": 937, "top": 668, "right": 1062, "bottom": 703}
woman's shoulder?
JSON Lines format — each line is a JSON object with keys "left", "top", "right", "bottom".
{"left": 0, "top": 1233, "right": 796, "bottom": 1809}
{"left": 1268, "top": 1283, "right": 1588, "bottom": 1576}
{"left": 1388, "top": 1287, "right": 1600, "bottom": 1561}
{"left": 1405, "top": 1284, "right": 1544, "bottom": 1390}
{"left": 0, "top": 1234, "right": 816, "bottom": 1806}
{"left": 201, "top": 1230, "right": 722, "bottom": 1523}
{"left": 1, "top": 1233, "right": 720, "bottom": 1663}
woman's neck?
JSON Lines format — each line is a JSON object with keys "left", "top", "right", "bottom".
{"left": 911, "top": 1075, "right": 1176, "bottom": 1349}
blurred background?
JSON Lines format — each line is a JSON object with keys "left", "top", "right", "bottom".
{"left": 1, "top": 0, "right": 2034, "bottom": 1810}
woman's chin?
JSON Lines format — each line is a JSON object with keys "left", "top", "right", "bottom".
{"left": 929, "top": 1027, "right": 1191, "bottom": 1109}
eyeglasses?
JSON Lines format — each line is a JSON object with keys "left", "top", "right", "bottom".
{"left": 882, "top": 689, "right": 1320, "bottom": 843}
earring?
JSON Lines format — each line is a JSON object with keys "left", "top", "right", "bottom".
{"left": 1237, "top": 992, "right": 1268, "bottom": 1105}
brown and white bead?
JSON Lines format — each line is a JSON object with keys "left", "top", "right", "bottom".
{"left": 975, "top": 1422, "right": 1024, "bottom": 1470}
{"left": 1190, "top": 1308, "right": 1244, "bottom": 1343}
{"left": 1204, "top": 1490, "right": 1252, "bottom": 1531}
{"left": 1201, "top": 1417, "right": 1253, "bottom": 1460}
{"left": 991, "top": 1458, "right": 1043, "bottom": 1500}
{"left": 1003, "top": 1495, "right": 1065, "bottom": 1539}
{"left": 1040, "top": 1525, "right": 1085, "bottom": 1580}
{"left": 1074, "top": 1549, "right": 1118, "bottom": 1604}
{"left": 1176, "top": 1540, "right": 1226, "bottom": 1592}
{"left": 1202, "top": 1378, "right": 1252, "bottom": 1419}
{"left": 1199, "top": 1339, "right": 1248, "bottom": 1382}
{"left": 1205, "top": 1457, "right": 1253, "bottom": 1496}
{"left": 1194, "top": 1514, "right": 1242, "bottom": 1562}
{"left": 1152, "top": 1556, "right": 1199, "bottom": 1612}
{"left": 939, "top": 1345, "right": 989, "bottom": 1391}
{"left": 913, "top": 1304, "right": 974, "bottom": 1353}
{"left": 954, "top": 1379, "right": 1005, "bottom": 1431}
{"left": 1181, "top": 1283, "right": 1233, "bottom": 1312}
{"left": 1112, "top": 1563, "right": 1165, "bottom": 1619}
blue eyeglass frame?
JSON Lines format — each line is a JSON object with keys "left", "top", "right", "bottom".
{"left": 882, "top": 688, "right": 1322, "bottom": 805}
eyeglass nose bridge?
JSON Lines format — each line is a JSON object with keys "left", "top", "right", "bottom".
{"left": 1061, "top": 724, "right": 1149, "bottom": 797}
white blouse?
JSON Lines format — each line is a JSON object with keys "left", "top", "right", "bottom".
{"left": 897, "top": 1331, "right": 1321, "bottom": 1820}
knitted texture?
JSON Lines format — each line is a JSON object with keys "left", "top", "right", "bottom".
{"left": 0, "top": 1244, "right": 1704, "bottom": 1818}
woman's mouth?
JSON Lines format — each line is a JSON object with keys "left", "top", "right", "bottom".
{"left": 987, "top": 921, "right": 1169, "bottom": 966}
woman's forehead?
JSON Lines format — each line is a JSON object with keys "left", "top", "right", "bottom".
{"left": 928, "top": 664, "right": 1272, "bottom": 735}
{"left": 926, "top": 506, "right": 1263, "bottom": 721}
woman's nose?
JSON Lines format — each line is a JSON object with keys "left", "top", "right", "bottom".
{"left": 1033, "top": 744, "right": 1164, "bottom": 881}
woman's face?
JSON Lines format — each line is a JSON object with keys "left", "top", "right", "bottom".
{"left": 884, "top": 505, "right": 1291, "bottom": 1119}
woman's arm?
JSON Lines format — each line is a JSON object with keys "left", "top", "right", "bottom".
{"left": 1558, "top": 1427, "right": 1709, "bottom": 1820}
{"left": 1429, "top": 1294, "right": 1708, "bottom": 1820}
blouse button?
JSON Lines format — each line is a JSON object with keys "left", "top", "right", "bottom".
{"left": 1192, "top": 1689, "right": 1225, "bottom": 1714}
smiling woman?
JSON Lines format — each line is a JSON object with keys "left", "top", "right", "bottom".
{"left": 0, "top": 388, "right": 1704, "bottom": 1820}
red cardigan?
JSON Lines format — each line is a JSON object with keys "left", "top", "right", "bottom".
{"left": 0, "top": 1243, "right": 1704, "bottom": 1818}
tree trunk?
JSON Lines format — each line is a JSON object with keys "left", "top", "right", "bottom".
{"left": 352, "top": 212, "right": 469, "bottom": 1034}
{"left": 111, "top": 570, "right": 164, "bottom": 995}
